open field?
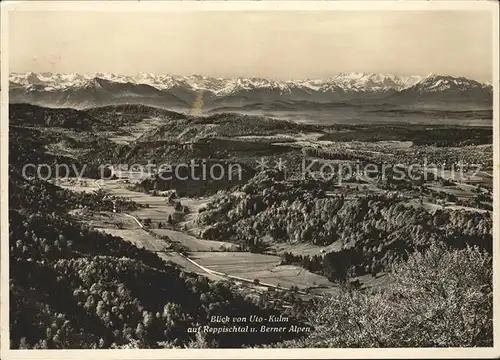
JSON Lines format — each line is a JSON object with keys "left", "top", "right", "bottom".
{"left": 179, "top": 197, "right": 211, "bottom": 213}
{"left": 57, "top": 178, "right": 101, "bottom": 193}
{"left": 354, "top": 273, "right": 393, "bottom": 290}
{"left": 270, "top": 242, "right": 342, "bottom": 257}
{"left": 69, "top": 210, "right": 137, "bottom": 230}
{"left": 77, "top": 211, "right": 226, "bottom": 278}
{"left": 98, "top": 228, "right": 168, "bottom": 251}
{"left": 191, "top": 252, "right": 334, "bottom": 290}
{"left": 73, "top": 200, "right": 336, "bottom": 292}
{"left": 444, "top": 204, "right": 491, "bottom": 213}
{"left": 465, "top": 170, "right": 493, "bottom": 187}
{"left": 406, "top": 198, "right": 491, "bottom": 214}
{"left": 425, "top": 169, "right": 488, "bottom": 183}
{"left": 427, "top": 185, "right": 474, "bottom": 199}
{"left": 156, "top": 252, "right": 225, "bottom": 281}
{"left": 70, "top": 211, "right": 171, "bottom": 253}
{"left": 91, "top": 213, "right": 334, "bottom": 292}
{"left": 107, "top": 132, "right": 137, "bottom": 145}
{"left": 151, "top": 228, "right": 238, "bottom": 252}
{"left": 83, "top": 212, "right": 169, "bottom": 251}
{"left": 99, "top": 180, "right": 178, "bottom": 222}
{"left": 176, "top": 197, "right": 212, "bottom": 229}
{"left": 109, "top": 116, "right": 166, "bottom": 144}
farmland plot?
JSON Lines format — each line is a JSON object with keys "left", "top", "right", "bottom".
{"left": 191, "top": 252, "right": 334, "bottom": 290}
{"left": 151, "top": 229, "right": 238, "bottom": 252}
{"left": 57, "top": 178, "right": 100, "bottom": 193}
{"left": 98, "top": 227, "right": 167, "bottom": 252}
{"left": 270, "top": 241, "right": 342, "bottom": 257}
{"left": 156, "top": 252, "right": 224, "bottom": 281}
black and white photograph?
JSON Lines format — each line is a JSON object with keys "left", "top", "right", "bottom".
{"left": 1, "top": 0, "right": 498, "bottom": 357}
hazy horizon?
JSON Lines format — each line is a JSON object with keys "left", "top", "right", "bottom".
{"left": 8, "top": 10, "right": 494, "bottom": 82}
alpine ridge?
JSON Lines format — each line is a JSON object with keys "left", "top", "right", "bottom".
{"left": 9, "top": 72, "right": 492, "bottom": 110}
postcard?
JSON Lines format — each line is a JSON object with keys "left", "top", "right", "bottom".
{"left": 1, "top": 1, "right": 498, "bottom": 359}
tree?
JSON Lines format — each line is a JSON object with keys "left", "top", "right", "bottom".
{"left": 185, "top": 332, "right": 213, "bottom": 348}
{"left": 162, "top": 302, "right": 182, "bottom": 330}
{"left": 142, "top": 311, "right": 154, "bottom": 328}
{"left": 289, "top": 243, "right": 492, "bottom": 348}
{"left": 18, "top": 337, "right": 29, "bottom": 349}
{"left": 135, "top": 323, "right": 145, "bottom": 339}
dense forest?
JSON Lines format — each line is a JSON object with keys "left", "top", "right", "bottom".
{"left": 9, "top": 126, "right": 114, "bottom": 180}
{"left": 197, "top": 170, "right": 492, "bottom": 281}
{"left": 10, "top": 103, "right": 103, "bottom": 130}
{"left": 9, "top": 176, "right": 310, "bottom": 349}
{"left": 8, "top": 107, "right": 313, "bottom": 349}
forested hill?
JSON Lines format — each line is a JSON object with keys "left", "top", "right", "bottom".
{"left": 136, "top": 112, "right": 321, "bottom": 143}
{"left": 197, "top": 170, "right": 493, "bottom": 281}
{"left": 9, "top": 103, "right": 187, "bottom": 131}
{"left": 10, "top": 103, "right": 102, "bottom": 130}
{"left": 9, "top": 177, "right": 308, "bottom": 349}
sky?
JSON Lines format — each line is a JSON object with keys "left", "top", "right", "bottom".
{"left": 8, "top": 10, "right": 494, "bottom": 81}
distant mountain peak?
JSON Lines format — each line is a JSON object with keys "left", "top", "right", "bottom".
{"left": 83, "top": 77, "right": 107, "bottom": 89}
{"left": 410, "top": 74, "right": 486, "bottom": 93}
{"left": 25, "top": 72, "right": 42, "bottom": 84}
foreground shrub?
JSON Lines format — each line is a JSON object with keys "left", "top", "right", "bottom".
{"left": 276, "top": 243, "right": 492, "bottom": 348}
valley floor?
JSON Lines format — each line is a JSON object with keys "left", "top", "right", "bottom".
{"left": 60, "top": 177, "right": 337, "bottom": 295}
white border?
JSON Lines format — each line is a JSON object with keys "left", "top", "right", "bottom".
{"left": 493, "top": 2, "right": 500, "bottom": 359}
{"left": 0, "top": 1, "right": 499, "bottom": 359}
{"left": 1, "top": 0, "right": 10, "bottom": 356}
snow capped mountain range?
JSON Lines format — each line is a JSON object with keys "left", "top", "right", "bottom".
{"left": 10, "top": 71, "right": 427, "bottom": 94}
{"left": 9, "top": 72, "right": 492, "bottom": 110}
